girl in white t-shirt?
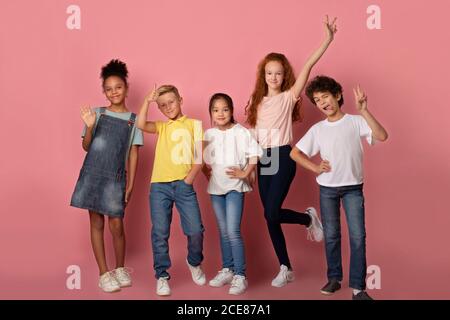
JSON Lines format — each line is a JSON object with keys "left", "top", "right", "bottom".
{"left": 203, "top": 93, "right": 263, "bottom": 295}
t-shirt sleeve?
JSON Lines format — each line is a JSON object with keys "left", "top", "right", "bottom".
{"left": 132, "top": 128, "right": 144, "bottom": 146}
{"left": 154, "top": 121, "right": 164, "bottom": 134}
{"left": 193, "top": 120, "right": 204, "bottom": 141}
{"left": 204, "top": 128, "right": 212, "bottom": 142}
{"left": 285, "top": 90, "right": 301, "bottom": 108}
{"left": 81, "top": 107, "right": 100, "bottom": 138}
{"left": 295, "top": 126, "right": 320, "bottom": 157}
{"left": 243, "top": 128, "right": 263, "bottom": 158}
{"left": 355, "top": 115, "right": 374, "bottom": 146}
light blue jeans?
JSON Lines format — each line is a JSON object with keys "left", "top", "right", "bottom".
{"left": 150, "top": 180, "right": 204, "bottom": 279}
{"left": 210, "top": 191, "right": 246, "bottom": 276}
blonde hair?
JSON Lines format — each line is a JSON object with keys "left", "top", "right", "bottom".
{"left": 157, "top": 85, "right": 181, "bottom": 100}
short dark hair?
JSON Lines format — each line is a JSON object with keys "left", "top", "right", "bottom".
{"left": 101, "top": 59, "right": 128, "bottom": 86}
{"left": 209, "top": 93, "right": 236, "bottom": 124}
{"left": 305, "top": 75, "right": 344, "bottom": 107}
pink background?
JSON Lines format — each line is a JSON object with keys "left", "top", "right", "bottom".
{"left": 1, "top": 0, "right": 449, "bottom": 299}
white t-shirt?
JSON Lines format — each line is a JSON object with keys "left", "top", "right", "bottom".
{"left": 204, "top": 124, "right": 263, "bottom": 195}
{"left": 295, "top": 114, "right": 374, "bottom": 187}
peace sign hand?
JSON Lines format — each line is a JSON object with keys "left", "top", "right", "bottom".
{"left": 324, "top": 15, "right": 338, "bottom": 42}
{"left": 353, "top": 85, "right": 368, "bottom": 112}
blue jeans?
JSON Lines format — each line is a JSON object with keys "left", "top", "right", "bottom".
{"left": 210, "top": 191, "right": 246, "bottom": 276}
{"left": 320, "top": 184, "right": 367, "bottom": 290}
{"left": 150, "top": 180, "right": 205, "bottom": 279}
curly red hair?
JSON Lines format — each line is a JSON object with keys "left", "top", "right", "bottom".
{"left": 245, "top": 53, "right": 303, "bottom": 127}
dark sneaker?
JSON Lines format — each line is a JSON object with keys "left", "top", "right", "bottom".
{"left": 320, "top": 279, "right": 341, "bottom": 295}
{"left": 352, "top": 291, "right": 374, "bottom": 300}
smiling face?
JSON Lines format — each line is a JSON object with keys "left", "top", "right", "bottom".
{"left": 211, "top": 98, "right": 233, "bottom": 128}
{"left": 103, "top": 76, "right": 128, "bottom": 106}
{"left": 312, "top": 91, "right": 343, "bottom": 119}
{"left": 156, "top": 92, "right": 183, "bottom": 120}
{"left": 265, "top": 60, "right": 285, "bottom": 92}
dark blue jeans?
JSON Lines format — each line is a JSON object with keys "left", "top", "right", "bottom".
{"left": 320, "top": 184, "right": 367, "bottom": 290}
{"left": 150, "top": 180, "right": 205, "bottom": 279}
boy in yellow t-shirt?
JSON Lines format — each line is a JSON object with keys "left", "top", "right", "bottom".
{"left": 137, "top": 85, "right": 205, "bottom": 296}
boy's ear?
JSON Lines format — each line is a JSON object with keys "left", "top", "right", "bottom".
{"left": 179, "top": 96, "right": 183, "bottom": 105}
{"left": 336, "top": 93, "right": 342, "bottom": 101}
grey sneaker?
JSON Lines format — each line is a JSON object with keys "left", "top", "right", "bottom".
{"left": 352, "top": 291, "right": 374, "bottom": 300}
{"left": 186, "top": 259, "right": 206, "bottom": 286}
{"left": 320, "top": 279, "right": 341, "bottom": 295}
{"left": 306, "top": 207, "right": 324, "bottom": 242}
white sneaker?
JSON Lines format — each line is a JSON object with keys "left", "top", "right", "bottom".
{"left": 156, "top": 277, "right": 171, "bottom": 296}
{"left": 98, "top": 271, "right": 121, "bottom": 293}
{"left": 229, "top": 275, "right": 248, "bottom": 295}
{"left": 209, "top": 268, "right": 234, "bottom": 287}
{"left": 113, "top": 267, "right": 132, "bottom": 287}
{"left": 306, "top": 207, "right": 324, "bottom": 242}
{"left": 271, "top": 265, "right": 295, "bottom": 287}
{"left": 186, "top": 260, "right": 206, "bottom": 286}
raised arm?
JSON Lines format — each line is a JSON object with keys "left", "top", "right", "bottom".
{"left": 291, "top": 16, "right": 338, "bottom": 99}
{"left": 137, "top": 84, "right": 158, "bottom": 134}
{"left": 80, "top": 106, "right": 96, "bottom": 152}
{"left": 353, "top": 85, "right": 388, "bottom": 142}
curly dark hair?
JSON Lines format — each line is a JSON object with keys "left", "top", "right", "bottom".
{"left": 100, "top": 59, "right": 128, "bottom": 86}
{"left": 305, "top": 75, "right": 344, "bottom": 107}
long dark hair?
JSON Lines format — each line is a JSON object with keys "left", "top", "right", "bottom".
{"left": 209, "top": 93, "right": 236, "bottom": 124}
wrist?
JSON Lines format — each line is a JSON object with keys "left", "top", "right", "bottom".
{"left": 314, "top": 165, "right": 321, "bottom": 174}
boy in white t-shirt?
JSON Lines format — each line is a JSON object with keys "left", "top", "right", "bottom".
{"left": 290, "top": 76, "right": 388, "bottom": 300}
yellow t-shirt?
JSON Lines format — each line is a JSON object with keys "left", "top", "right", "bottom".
{"left": 151, "top": 116, "right": 203, "bottom": 183}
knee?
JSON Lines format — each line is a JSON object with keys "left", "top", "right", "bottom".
{"left": 264, "top": 209, "right": 280, "bottom": 224}
{"left": 227, "top": 229, "right": 242, "bottom": 242}
{"left": 109, "top": 219, "right": 124, "bottom": 238}
{"left": 349, "top": 230, "right": 366, "bottom": 246}
{"left": 90, "top": 214, "right": 104, "bottom": 230}
{"left": 324, "top": 227, "right": 341, "bottom": 242}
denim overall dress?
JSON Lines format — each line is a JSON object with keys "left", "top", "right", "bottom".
{"left": 70, "top": 107, "right": 136, "bottom": 218}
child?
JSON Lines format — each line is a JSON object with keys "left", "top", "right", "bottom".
{"left": 203, "top": 93, "right": 263, "bottom": 295}
{"left": 70, "top": 59, "right": 143, "bottom": 293}
{"left": 290, "top": 76, "right": 388, "bottom": 300}
{"left": 244, "top": 16, "right": 337, "bottom": 287}
{"left": 137, "top": 84, "right": 205, "bottom": 296}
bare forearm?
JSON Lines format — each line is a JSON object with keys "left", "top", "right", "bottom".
{"left": 290, "top": 148, "right": 320, "bottom": 174}
{"left": 186, "top": 164, "right": 203, "bottom": 182}
{"left": 292, "top": 38, "right": 333, "bottom": 98}
{"left": 82, "top": 126, "right": 94, "bottom": 151}
{"left": 137, "top": 100, "right": 150, "bottom": 130}
{"left": 127, "top": 146, "right": 139, "bottom": 189}
{"left": 244, "top": 157, "right": 258, "bottom": 177}
{"left": 360, "top": 109, "right": 388, "bottom": 142}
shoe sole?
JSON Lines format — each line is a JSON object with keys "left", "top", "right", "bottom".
{"left": 271, "top": 278, "right": 294, "bottom": 287}
{"left": 101, "top": 287, "right": 121, "bottom": 293}
{"left": 209, "top": 282, "right": 229, "bottom": 288}
{"left": 320, "top": 287, "right": 341, "bottom": 295}
{"left": 119, "top": 283, "right": 132, "bottom": 288}
{"left": 306, "top": 207, "right": 324, "bottom": 242}
{"left": 229, "top": 291, "right": 245, "bottom": 295}
{"left": 157, "top": 292, "right": 171, "bottom": 296}
{"left": 320, "top": 290, "right": 335, "bottom": 295}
